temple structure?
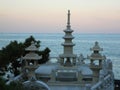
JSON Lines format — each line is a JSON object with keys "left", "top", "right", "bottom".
{"left": 59, "top": 10, "right": 77, "bottom": 66}
{"left": 6, "top": 10, "right": 114, "bottom": 90}
{"left": 34, "top": 10, "right": 114, "bottom": 90}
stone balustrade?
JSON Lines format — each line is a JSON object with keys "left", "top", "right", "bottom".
{"left": 91, "top": 74, "right": 113, "bottom": 90}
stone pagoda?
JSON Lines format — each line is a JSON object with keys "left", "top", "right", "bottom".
{"left": 23, "top": 41, "right": 42, "bottom": 78}
{"left": 59, "top": 10, "right": 77, "bottom": 66}
{"left": 87, "top": 41, "right": 106, "bottom": 82}
{"left": 6, "top": 10, "right": 114, "bottom": 90}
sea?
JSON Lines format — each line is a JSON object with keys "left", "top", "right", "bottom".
{"left": 0, "top": 33, "right": 120, "bottom": 80}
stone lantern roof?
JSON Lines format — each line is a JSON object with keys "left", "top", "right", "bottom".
{"left": 25, "top": 41, "right": 39, "bottom": 51}
{"left": 23, "top": 52, "right": 42, "bottom": 60}
{"left": 88, "top": 41, "right": 106, "bottom": 60}
{"left": 23, "top": 41, "right": 42, "bottom": 60}
{"left": 90, "top": 41, "right": 103, "bottom": 51}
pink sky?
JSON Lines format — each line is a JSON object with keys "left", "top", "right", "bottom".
{"left": 0, "top": 0, "right": 120, "bottom": 33}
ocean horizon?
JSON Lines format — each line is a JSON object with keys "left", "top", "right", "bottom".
{"left": 0, "top": 33, "right": 120, "bottom": 79}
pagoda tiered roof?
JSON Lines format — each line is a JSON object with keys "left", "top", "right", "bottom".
{"left": 63, "top": 35, "right": 74, "bottom": 39}
{"left": 63, "top": 29, "right": 73, "bottom": 32}
{"left": 59, "top": 54, "right": 77, "bottom": 58}
{"left": 62, "top": 43, "right": 75, "bottom": 46}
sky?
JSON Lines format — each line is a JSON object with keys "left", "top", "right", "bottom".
{"left": 0, "top": 0, "right": 120, "bottom": 33}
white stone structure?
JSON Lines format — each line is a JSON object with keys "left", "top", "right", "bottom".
{"left": 7, "top": 10, "right": 114, "bottom": 90}
{"left": 22, "top": 42, "right": 50, "bottom": 90}
{"left": 23, "top": 41, "right": 42, "bottom": 78}
{"left": 34, "top": 10, "right": 114, "bottom": 90}
{"left": 87, "top": 41, "right": 106, "bottom": 82}
{"left": 59, "top": 10, "right": 77, "bottom": 66}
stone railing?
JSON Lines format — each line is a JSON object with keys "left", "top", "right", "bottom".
{"left": 90, "top": 74, "right": 113, "bottom": 90}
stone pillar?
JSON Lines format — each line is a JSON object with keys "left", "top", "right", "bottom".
{"left": 92, "top": 70, "right": 100, "bottom": 83}
{"left": 78, "top": 72, "right": 82, "bottom": 83}
{"left": 50, "top": 70, "right": 55, "bottom": 82}
{"left": 34, "top": 61, "right": 36, "bottom": 66}
{"left": 25, "top": 60, "right": 28, "bottom": 66}
{"left": 99, "top": 60, "right": 102, "bottom": 66}
{"left": 73, "top": 58, "right": 76, "bottom": 65}
{"left": 61, "top": 58, "right": 64, "bottom": 65}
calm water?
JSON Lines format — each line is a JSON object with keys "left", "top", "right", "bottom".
{"left": 0, "top": 33, "right": 120, "bottom": 79}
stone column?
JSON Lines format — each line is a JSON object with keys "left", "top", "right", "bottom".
{"left": 73, "top": 58, "right": 76, "bottom": 65}
{"left": 50, "top": 70, "right": 56, "bottom": 82}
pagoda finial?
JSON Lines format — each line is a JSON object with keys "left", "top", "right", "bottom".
{"left": 67, "top": 10, "right": 71, "bottom": 28}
